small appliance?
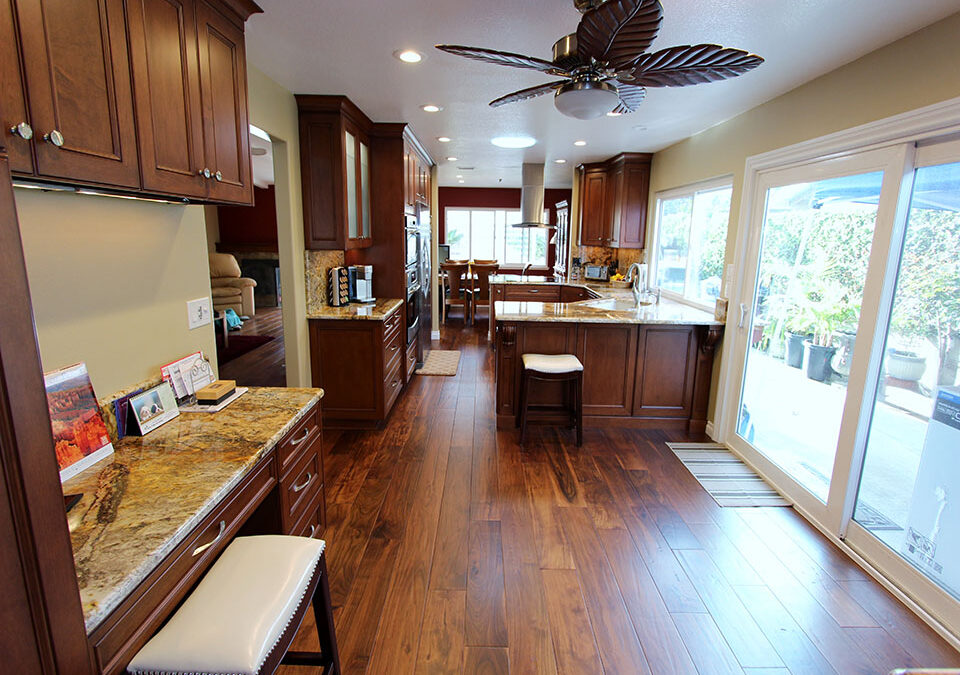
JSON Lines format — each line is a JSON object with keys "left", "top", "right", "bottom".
{"left": 583, "top": 264, "right": 609, "bottom": 282}
{"left": 348, "top": 265, "right": 375, "bottom": 303}
{"left": 327, "top": 267, "right": 350, "bottom": 306}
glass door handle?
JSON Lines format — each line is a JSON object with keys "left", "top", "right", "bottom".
{"left": 738, "top": 303, "right": 749, "bottom": 328}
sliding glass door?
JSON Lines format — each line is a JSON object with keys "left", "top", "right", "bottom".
{"left": 724, "top": 137, "right": 960, "bottom": 632}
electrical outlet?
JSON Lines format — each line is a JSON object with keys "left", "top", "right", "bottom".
{"left": 187, "top": 297, "right": 212, "bottom": 330}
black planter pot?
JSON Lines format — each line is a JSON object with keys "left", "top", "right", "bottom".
{"left": 786, "top": 332, "right": 810, "bottom": 369}
{"left": 804, "top": 341, "right": 837, "bottom": 382}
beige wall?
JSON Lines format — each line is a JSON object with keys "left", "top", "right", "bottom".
{"left": 16, "top": 189, "right": 216, "bottom": 399}
{"left": 245, "top": 64, "right": 311, "bottom": 388}
{"left": 649, "top": 11, "right": 960, "bottom": 425}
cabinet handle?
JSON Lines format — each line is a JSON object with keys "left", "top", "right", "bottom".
{"left": 391, "top": 345, "right": 399, "bottom": 352}
{"left": 308, "top": 524, "right": 317, "bottom": 538}
{"left": 290, "top": 426, "right": 312, "bottom": 446}
{"left": 43, "top": 129, "right": 64, "bottom": 147}
{"left": 10, "top": 122, "right": 33, "bottom": 140}
{"left": 214, "top": 170, "right": 223, "bottom": 182}
{"left": 192, "top": 520, "right": 225, "bottom": 557}
{"left": 392, "top": 380, "right": 400, "bottom": 389}
{"left": 527, "top": 288, "right": 540, "bottom": 293}
{"left": 198, "top": 168, "right": 212, "bottom": 179}
{"left": 292, "top": 472, "right": 313, "bottom": 493}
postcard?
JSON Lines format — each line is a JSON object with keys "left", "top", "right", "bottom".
{"left": 129, "top": 382, "right": 180, "bottom": 435}
{"left": 43, "top": 363, "right": 114, "bottom": 481}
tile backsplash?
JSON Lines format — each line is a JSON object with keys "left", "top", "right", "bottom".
{"left": 576, "top": 245, "right": 644, "bottom": 274}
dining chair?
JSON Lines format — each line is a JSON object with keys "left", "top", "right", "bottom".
{"left": 441, "top": 261, "right": 472, "bottom": 324}
{"left": 469, "top": 263, "right": 500, "bottom": 324}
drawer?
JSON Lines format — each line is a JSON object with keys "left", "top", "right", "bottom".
{"left": 276, "top": 404, "right": 321, "bottom": 473}
{"left": 405, "top": 339, "right": 417, "bottom": 381}
{"left": 280, "top": 437, "right": 323, "bottom": 530}
{"left": 383, "top": 308, "right": 402, "bottom": 341}
{"left": 383, "top": 357, "right": 403, "bottom": 413}
{"left": 383, "top": 325, "right": 403, "bottom": 374}
{"left": 292, "top": 486, "right": 326, "bottom": 540}
{"left": 92, "top": 456, "right": 277, "bottom": 675}
{"left": 504, "top": 285, "right": 560, "bottom": 302}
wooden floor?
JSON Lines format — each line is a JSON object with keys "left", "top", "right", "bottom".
{"left": 285, "top": 321, "right": 960, "bottom": 675}
{"left": 218, "top": 306, "right": 286, "bottom": 387}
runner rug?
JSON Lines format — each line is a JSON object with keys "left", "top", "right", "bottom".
{"left": 665, "top": 442, "right": 791, "bottom": 507}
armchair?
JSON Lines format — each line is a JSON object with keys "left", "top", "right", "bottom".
{"left": 209, "top": 253, "right": 256, "bottom": 318}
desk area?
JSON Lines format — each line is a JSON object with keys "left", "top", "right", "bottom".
{"left": 62, "top": 387, "right": 325, "bottom": 674}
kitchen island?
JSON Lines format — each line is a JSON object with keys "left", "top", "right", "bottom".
{"left": 493, "top": 278, "right": 723, "bottom": 433}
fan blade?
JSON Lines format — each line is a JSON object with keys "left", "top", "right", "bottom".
{"left": 490, "top": 81, "right": 566, "bottom": 108}
{"left": 436, "top": 45, "right": 566, "bottom": 75}
{"left": 613, "top": 84, "right": 646, "bottom": 113}
{"left": 577, "top": 0, "right": 663, "bottom": 68}
{"left": 628, "top": 44, "right": 764, "bottom": 87}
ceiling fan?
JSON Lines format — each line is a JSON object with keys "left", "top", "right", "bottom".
{"left": 436, "top": 0, "right": 764, "bottom": 120}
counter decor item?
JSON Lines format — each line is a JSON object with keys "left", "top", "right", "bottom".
{"left": 43, "top": 363, "right": 114, "bottom": 481}
{"left": 128, "top": 382, "right": 180, "bottom": 435}
{"left": 196, "top": 380, "right": 237, "bottom": 406}
{"left": 328, "top": 266, "right": 349, "bottom": 306}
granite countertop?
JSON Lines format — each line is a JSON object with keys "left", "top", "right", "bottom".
{"left": 306, "top": 298, "right": 403, "bottom": 321}
{"left": 494, "top": 278, "right": 723, "bottom": 326}
{"left": 61, "top": 387, "right": 323, "bottom": 633}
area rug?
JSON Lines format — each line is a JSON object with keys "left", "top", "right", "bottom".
{"left": 417, "top": 350, "right": 460, "bottom": 376}
{"left": 216, "top": 334, "right": 274, "bottom": 367}
{"left": 666, "top": 442, "right": 791, "bottom": 507}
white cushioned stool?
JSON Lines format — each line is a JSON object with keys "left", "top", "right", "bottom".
{"left": 519, "top": 353, "right": 584, "bottom": 447}
{"left": 127, "top": 535, "right": 340, "bottom": 675}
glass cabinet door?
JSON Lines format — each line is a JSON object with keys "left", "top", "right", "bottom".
{"left": 344, "top": 130, "right": 358, "bottom": 239}
{"left": 360, "top": 141, "right": 371, "bottom": 239}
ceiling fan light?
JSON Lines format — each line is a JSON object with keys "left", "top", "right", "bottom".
{"left": 554, "top": 80, "right": 619, "bottom": 120}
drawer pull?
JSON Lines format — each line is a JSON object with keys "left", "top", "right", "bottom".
{"left": 192, "top": 520, "right": 225, "bottom": 557}
{"left": 292, "top": 472, "right": 313, "bottom": 493}
{"left": 308, "top": 524, "right": 317, "bottom": 538}
{"left": 290, "top": 426, "right": 312, "bottom": 446}
{"left": 527, "top": 288, "right": 540, "bottom": 293}
{"left": 392, "top": 380, "right": 400, "bottom": 389}
{"left": 391, "top": 345, "right": 399, "bottom": 352}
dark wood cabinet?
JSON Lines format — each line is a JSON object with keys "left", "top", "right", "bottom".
{"left": 578, "top": 153, "right": 652, "bottom": 249}
{"left": 309, "top": 309, "right": 404, "bottom": 425}
{"left": 14, "top": 0, "right": 140, "bottom": 187}
{"left": 298, "top": 95, "right": 374, "bottom": 249}
{"left": 0, "top": 1, "right": 33, "bottom": 174}
{"left": 633, "top": 325, "right": 698, "bottom": 418}
{"left": 579, "top": 324, "right": 638, "bottom": 417}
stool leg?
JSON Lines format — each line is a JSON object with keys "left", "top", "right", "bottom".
{"left": 312, "top": 554, "right": 341, "bottom": 675}
{"left": 575, "top": 371, "right": 583, "bottom": 447}
{"left": 519, "top": 370, "right": 530, "bottom": 447}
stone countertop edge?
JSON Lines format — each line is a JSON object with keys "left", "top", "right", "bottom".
{"left": 306, "top": 298, "right": 403, "bottom": 321}
{"left": 65, "top": 387, "right": 324, "bottom": 633}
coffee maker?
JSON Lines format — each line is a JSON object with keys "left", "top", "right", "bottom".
{"left": 348, "top": 265, "right": 375, "bottom": 303}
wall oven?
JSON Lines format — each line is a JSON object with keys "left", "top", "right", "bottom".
{"left": 405, "top": 216, "right": 419, "bottom": 269}
{"left": 405, "top": 265, "right": 421, "bottom": 346}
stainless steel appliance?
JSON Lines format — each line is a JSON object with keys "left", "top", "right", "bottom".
{"left": 583, "top": 263, "right": 609, "bottom": 282}
{"left": 405, "top": 215, "right": 419, "bottom": 268}
{"left": 348, "top": 265, "right": 375, "bottom": 303}
{"left": 405, "top": 265, "right": 421, "bottom": 345}
{"left": 417, "top": 204, "right": 432, "bottom": 364}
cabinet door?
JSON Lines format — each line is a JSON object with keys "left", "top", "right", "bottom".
{"left": 0, "top": 1, "right": 34, "bottom": 173}
{"left": 608, "top": 166, "right": 624, "bottom": 247}
{"left": 196, "top": 0, "right": 252, "bottom": 204}
{"left": 577, "top": 324, "right": 637, "bottom": 416}
{"left": 359, "top": 139, "right": 371, "bottom": 239}
{"left": 127, "top": 0, "right": 206, "bottom": 198}
{"left": 633, "top": 326, "right": 698, "bottom": 417}
{"left": 15, "top": 0, "right": 140, "bottom": 186}
{"left": 580, "top": 168, "right": 607, "bottom": 246}
{"left": 300, "top": 115, "right": 344, "bottom": 249}
{"left": 617, "top": 162, "right": 650, "bottom": 248}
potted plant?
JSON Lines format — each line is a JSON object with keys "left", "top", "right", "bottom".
{"left": 885, "top": 347, "right": 927, "bottom": 382}
{"left": 784, "top": 312, "right": 813, "bottom": 369}
{"left": 802, "top": 281, "right": 858, "bottom": 382}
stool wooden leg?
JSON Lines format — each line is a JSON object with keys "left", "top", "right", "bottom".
{"left": 575, "top": 371, "right": 583, "bottom": 447}
{"left": 312, "top": 554, "right": 341, "bottom": 675}
{"left": 519, "top": 369, "right": 530, "bottom": 447}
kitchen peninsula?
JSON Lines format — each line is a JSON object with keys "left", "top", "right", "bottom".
{"left": 493, "top": 277, "right": 723, "bottom": 433}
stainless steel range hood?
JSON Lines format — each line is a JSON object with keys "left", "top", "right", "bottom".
{"left": 513, "top": 163, "right": 555, "bottom": 229}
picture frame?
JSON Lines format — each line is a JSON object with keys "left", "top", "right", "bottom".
{"left": 128, "top": 382, "right": 180, "bottom": 435}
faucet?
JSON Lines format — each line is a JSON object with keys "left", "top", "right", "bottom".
{"left": 625, "top": 262, "right": 646, "bottom": 306}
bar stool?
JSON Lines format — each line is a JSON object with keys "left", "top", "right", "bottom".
{"left": 519, "top": 353, "right": 583, "bottom": 447}
{"left": 127, "top": 535, "right": 340, "bottom": 675}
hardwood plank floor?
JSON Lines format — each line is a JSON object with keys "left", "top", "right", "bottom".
{"left": 218, "top": 306, "right": 286, "bottom": 386}
{"left": 283, "top": 321, "right": 960, "bottom": 675}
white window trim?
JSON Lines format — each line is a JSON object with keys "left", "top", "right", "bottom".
{"left": 444, "top": 206, "right": 549, "bottom": 267}
{"left": 650, "top": 175, "right": 734, "bottom": 312}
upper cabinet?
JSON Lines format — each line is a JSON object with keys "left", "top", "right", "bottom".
{"left": 298, "top": 95, "right": 374, "bottom": 250}
{"left": 404, "top": 137, "right": 431, "bottom": 213}
{"left": 578, "top": 153, "right": 652, "bottom": 249}
{"left": 0, "top": 0, "right": 260, "bottom": 204}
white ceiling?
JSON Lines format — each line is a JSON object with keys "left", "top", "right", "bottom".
{"left": 246, "top": 0, "right": 960, "bottom": 189}
{"left": 249, "top": 131, "right": 274, "bottom": 188}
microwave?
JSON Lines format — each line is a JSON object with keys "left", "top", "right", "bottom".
{"left": 583, "top": 264, "right": 609, "bottom": 281}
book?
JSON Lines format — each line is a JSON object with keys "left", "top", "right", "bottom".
{"left": 43, "top": 363, "right": 114, "bottom": 481}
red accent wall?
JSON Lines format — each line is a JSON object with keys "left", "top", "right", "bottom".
{"left": 217, "top": 185, "right": 278, "bottom": 249}
{"left": 437, "top": 187, "right": 571, "bottom": 270}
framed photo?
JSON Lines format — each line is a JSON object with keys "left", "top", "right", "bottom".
{"left": 129, "top": 382, "right": 180, "bottom": 435}
{"left": 43, "top": 363, "right": 114, "bottom": 482}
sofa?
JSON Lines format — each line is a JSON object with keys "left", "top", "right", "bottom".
{"left": 209, "top": 253, "right": 256, "bottom": 318}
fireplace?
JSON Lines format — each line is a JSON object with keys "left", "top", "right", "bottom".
{"left": 240, "top": 257, "right": 281, "bottom": 308}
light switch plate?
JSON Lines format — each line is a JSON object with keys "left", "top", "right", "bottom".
{"left": 187, "top": 297, "right": 212, "bottom": 329}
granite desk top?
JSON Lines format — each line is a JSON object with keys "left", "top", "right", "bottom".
{"left": 61, "top": 387, "right": 323, "bottom": 633}
{"left": 306, "top": 298, "right": 402, "bottom": 321}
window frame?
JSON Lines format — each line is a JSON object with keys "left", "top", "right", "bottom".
{"left": 650, "top": 175, "right": 734, "bottom": 311}
{"left": 443, "top": 206, "right": 550, "bottom": 267}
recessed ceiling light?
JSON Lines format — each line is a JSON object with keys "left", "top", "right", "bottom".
{"left": 446, "top": 156, "right": 458, "bottom": 161}
{"left": 456, "top": 174, "right": 463, "bottom": 178}
{"left": 437, "top": 136, "right": 451, "bottom": 143}
{"left": 606, "top": 111, "right": 622, "bottom": 117}
{"left": 491, "top": 136, "right": 537, "bottom": 149}
{"left": 421, "top": 104, "right": 442, "bottom": 113}
{"left": 394, "top": 49, "right": 423, "bottom": 63}
{"left": 633, "top": 125, "right": 648, "bottom": 131}
{"left": 458, "top": 179, "right": 465, "bottom": 184}
{"left": 574, "top": 140, "right": 587, "bottom": 146}
{"left": 554, "top": 159, "right": 567, "bottom": 164}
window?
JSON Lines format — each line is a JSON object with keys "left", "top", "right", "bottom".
{"left": 444, "top": 208, "right": 548, "bottom": 266}
{"left": 652, "top": 179, "right": 733, "bottom": 308}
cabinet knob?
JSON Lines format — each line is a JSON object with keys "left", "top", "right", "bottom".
{"left": 198, "top": 168, "right": 212, "bottom": 179}
{"left": 214, "top": 170, "right": 223, "bottom": 182}
{"left": 43, "top": 129, "right": 64, "bottom": 147}
{"left": 9, "top": 122, "right": 33, "bottom": 140}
